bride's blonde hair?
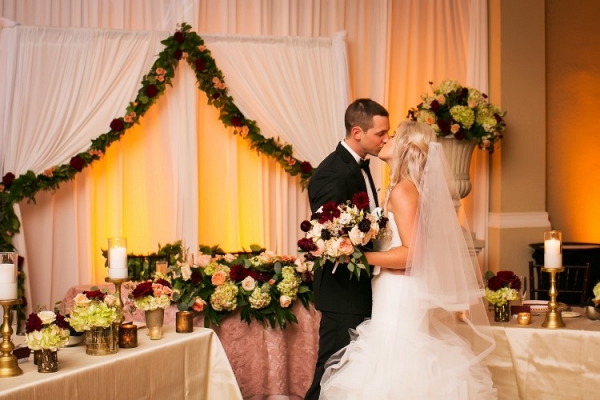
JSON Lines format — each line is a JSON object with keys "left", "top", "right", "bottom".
{"left": 388, "top": 120, "right": 438, "bottom": 193}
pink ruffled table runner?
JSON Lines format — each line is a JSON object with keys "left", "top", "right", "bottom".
{"left": 63, "top": 284, "right": 320, "bottom": 399}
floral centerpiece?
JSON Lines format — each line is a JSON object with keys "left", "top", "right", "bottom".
{"left": 297, "top": 192, "right": 388, "bottom": 280}
{"left": 167, "top": 247, "right": 313, "bottom": 329}
{"left": 68, "top": 289, "right": 123, "bottom": 332}
{"left": 24, "top": 309, "right": 70, "bottom": 351}
{"left": 408, "top": 80, "right": 506, "bottom": 153}
{"left": 128, "top": 274, "right": 173, "bottom": 311}
{"left": 484, "top": 270, "right": 521, "bottom": 306}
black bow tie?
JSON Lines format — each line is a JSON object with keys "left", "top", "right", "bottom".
{"left": 358, "top": 158, "right": 370, "bottom": 170}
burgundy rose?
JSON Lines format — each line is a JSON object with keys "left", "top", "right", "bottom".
{"left": 145, "top": 84, "right": 158, "bottom": 98}
{"left": 1, "top": 172, "right": 15, "bottom": 189}
{"left": 229, "top": 264, "right": 248, "bottom": 281}
{"left": 300, "top": 220, "right": 312, "bottom": 232}
{"left": 173, "top": 31, "right": 185, "bottom": 44}
{"left": 458, "top": 87, "right": 469, "bottom": 102}
{"left": 195, "top": 58, "right": 206, "bottom": 72}
{"left": 155, "top": 278, "right": 171, "bottom": 288}
{"left": 298, "top": 238, "right": 317, "bottom": 252}
{"left": 230, "top": 116, "right": 243, "bottom": 127}
{"left": 486, "top": 276, "right": 503, "bottom": 291}
{"left": 70, "top": 155, "right": 85, "bottom": 171}
{"left": 190, "top": 269, "right": 203, "bottom": 284}
{"left": 352, "top": 192, "right": 370, "bottom": 210}
{"left": 110, "top": 118, "right": 124, "bottom": 131}
{"left": 130, "top": 281, "right": 153, "bottom": 299}
{"left": 85, "top": 289, "right": 106, "bottom": 301}
{"left": 454, "top": 128, "right": 466, "bottom": 140}
{"left": 437, "top": 119, "right": 451, "bottom": 134}
{"left": 55, "top": 312, "right": 70, "bottom": 330}
{"left": 300, "top": 161, "right": 313, "bottom": 174}
{"left": 25, "top": 313, "right": 43, "bottom": 333}
{"left": 430, "top": 99, "right": 440, "bottom": 112}
{"left": 173, "top": 49, "right": 183, "bottom": 60}
{"left": 496, "top": 270, "right": 515, "bottom": 280}
{"left": 212, "top": 93, "right": 221, "bottom": 100}
{"left": 319, "top": 201, "right": 340, "bottom": 223}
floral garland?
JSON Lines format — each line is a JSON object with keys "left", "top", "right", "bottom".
{"left": 0, "top": 22, "right": 315, "bottom": 322}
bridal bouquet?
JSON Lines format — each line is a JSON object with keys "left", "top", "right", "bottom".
{"left": 68, "top": 290, "right": 123, "bottom": 331}
{"left": 297, "top": 192, "right": 388, "bottom": 280}
{"left": 129, "top": 274, "right": 174, "bottom": 311}
{"left": 24, "top": 309, "right": 70, "bottom": 351}
{"left": 484, "top": 270, "right": 521, "bottom": 306}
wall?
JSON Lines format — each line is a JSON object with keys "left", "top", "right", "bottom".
{"left": 546, "top": 0, "right": 600, "bottom": 244}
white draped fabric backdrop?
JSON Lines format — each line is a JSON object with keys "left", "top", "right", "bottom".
{"left": 0, "top": 0, "right": 489, "bottom": 318}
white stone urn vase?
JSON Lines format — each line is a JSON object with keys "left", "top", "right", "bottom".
{"left": 439, "top": 135, "right": 478, "bottom": 199}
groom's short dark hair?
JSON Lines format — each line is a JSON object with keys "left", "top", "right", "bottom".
{"left": 344, "top": 98, "right": 388, "bottom": 134}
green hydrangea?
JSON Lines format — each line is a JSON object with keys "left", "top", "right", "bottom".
{"left": 248, "top": 288, "right": 271, "bottom": 309}
{"left": 277, "top": 266, "right": 301, "bottom": 300}
{"left": 484, "top": 286, "right": 518, "bottom": 306}
{"left": 210, "top": 282, "right": 238, "bottom": 311}
{"left": 450, "top": 105, "right": 475, "bottom": 129}
{"left": 69, "top": 300, "right": 123, "bottom": 331}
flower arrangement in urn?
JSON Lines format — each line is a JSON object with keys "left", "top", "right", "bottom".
{"left": 408, "top": 80, "right": 506, "bottom": 153}
{"left": 297, "top": 191, "right": 388, "bottom": 280}
{"left": 484, "top": 270, "right": 521, "bottom": 306}
{"left": 128, "top": 274, "right": 173, "bottom": 311}
{"left": 25, "top": 309, "right": 70, "bottom": 351}
{"left": 68, "top": 289, "right": 123, "bottom": 332}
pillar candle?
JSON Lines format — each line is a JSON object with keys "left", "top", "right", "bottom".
{"left": 108, "top": 246, "right": 128, "bottom": 278}
{"left": 544, "top": 238, "right": 562, "bottom": 268}
{"left": 0, "top": 263, "right": 17, "bottom": 300}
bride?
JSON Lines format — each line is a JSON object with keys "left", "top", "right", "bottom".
{"left": 319, "top": 120, "right": 497, "bottom": 399}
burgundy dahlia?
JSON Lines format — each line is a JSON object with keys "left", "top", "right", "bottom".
{"left": 130, "top": 281, "right": 153, "bottom": 299}
{"left": 352, "top": 192, "right": 370, "bottom": 210}
{"left": 25, "top": 313, "right": 43, "bottom": 333}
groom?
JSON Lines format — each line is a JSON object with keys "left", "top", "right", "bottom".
{"left": 305, "top": 98, "right": 390, "bottom": 400}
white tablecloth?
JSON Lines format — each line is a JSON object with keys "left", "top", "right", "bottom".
{"left": 0, "top": 326, "right": 242, "bottom": 400}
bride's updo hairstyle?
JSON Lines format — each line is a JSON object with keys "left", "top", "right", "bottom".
{"left": 388, "top": 120, "right": 438, "bottom": 192}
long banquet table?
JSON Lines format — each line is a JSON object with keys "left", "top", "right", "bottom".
{"left": 62, "top": 285, "right": 600, "bottom": 399}
{"left": 0, "top": 326, "right": 242, "bottom": 400}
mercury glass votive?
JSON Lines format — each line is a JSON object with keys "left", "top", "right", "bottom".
{"left": 118, "top": 323, "right": 137, "bottom": 348}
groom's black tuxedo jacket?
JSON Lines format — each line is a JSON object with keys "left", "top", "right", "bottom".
{"left": 307, "top": 143, "right": 373, "bottom": 316}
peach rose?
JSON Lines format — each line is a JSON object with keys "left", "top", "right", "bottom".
{"left": 280, "top": 295, "right": 292, "bottom": 308}
{"left": 193, "top": 297, "right": 206, "bottom": 312}
{"left": 211, "top": 270, "right": 228, "bottom": 286}
{"left": 337, "top": 237, "right": 354, "bottom": 256}
{"left": 348, "top": 226, "right": 365, "bottom": 246}
{"left": 451, "top": 124, "right": 460, "bottom": 134}
{"left": 310, "top": 239, "right": 325, "bottom": 257}
{"left": 73, "top": 293, "right": 91, "bottom": 306}
{"left": 223, "top": 253, "right": 236, "bottom": 263}
{"left": 104, "top": 294, "right": 118, "bottom": 307}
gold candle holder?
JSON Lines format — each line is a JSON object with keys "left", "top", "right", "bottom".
{"left": 105, "top": 277, "right": 131, "bottom": 313}
{"left": 0, "top": 298, "right": 23, "bottom": 377}
{"left": 176, "top": 311, "right": 194, "bottom": 333}
{"left": 541, "top": 267, "right": 565, "bottom": 328}
{"left": 118, "top": 323, "right": 138, "bottom": 348}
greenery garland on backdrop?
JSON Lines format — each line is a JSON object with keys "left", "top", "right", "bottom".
{"left": 0, "top": 23, "right": 315, "bottom": 325}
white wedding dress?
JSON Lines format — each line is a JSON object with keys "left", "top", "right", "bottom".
{"left": 319, "top": 215, "right": 497, "bottom": 399}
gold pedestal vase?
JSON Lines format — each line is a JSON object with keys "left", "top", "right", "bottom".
{"left": 37, "top": 349, "right": 58, "bottom": 373}
{"left": 85, "top": 324, "right": 118, "bottom": 355}
{"left": 145, "top": 308, "right": 165, "bottom": 340}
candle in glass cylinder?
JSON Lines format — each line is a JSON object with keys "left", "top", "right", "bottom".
{"left": 544, "top": 230, "right": 562, "bottom": 268}
{"left": 0, "top": 252, "right": 18, "bottom": 300}
{"left": 108, "top": 237, "right": 128, "bottom": 278}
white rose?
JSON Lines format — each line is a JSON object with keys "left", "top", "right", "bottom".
{"left": 325, "top": 238, "right": 340, "bottom": 257}
{"left": 348, "top": 225, "right": 365, "bottom": 246}
{"left": 294, "top": 258, "right": 307, "bottom": 273}
{"left": 104, "top": 294, "right": 118, "bottom": 307}
{"left": 241, "top": 276, "right": 257, "bottom": 291}
{"left": 258, "top": 251, "right": 276, "bottom": 264}
{"left": 196, "top": 254, "right": 212, "bottom": 267}
{"left": 223, "top": 253, "right": 236, "bottom": 263}
{"left": 181, "top": 264, "right": 192, "bottom": 281}
{"left": 38, "top": 310, "right": 56, "bottom": 325}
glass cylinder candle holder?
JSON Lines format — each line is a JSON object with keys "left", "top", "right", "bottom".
{"left": 0, "top": 252, "right": 18, "bottom": 300}
{"left": 108, "top": 237, "right": 128, "bottom": 278}
{"left": 543, "top": 230, "right": 562, "bottom": 269}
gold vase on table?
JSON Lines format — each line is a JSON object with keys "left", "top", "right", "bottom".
{"left": 145, "top": 308, "right": 165, "bottom": 340}
{"left": 37, "top": 349, "right": 58, "bottom": 373}
{"left": 85, "top": 324, "right": 119, "bottom": 355}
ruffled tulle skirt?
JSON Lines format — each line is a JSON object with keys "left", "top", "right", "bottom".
{"left": 319, "top": 271, "right": 497, "bottom": 400}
